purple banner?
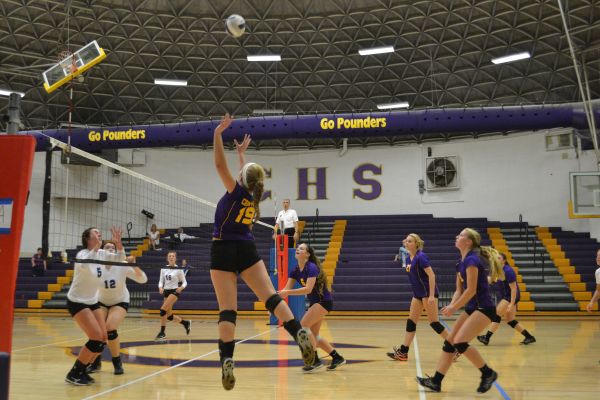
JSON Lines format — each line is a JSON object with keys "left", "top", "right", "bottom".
{"left": 25, "top": 103, "right": 599, "bottom": 151}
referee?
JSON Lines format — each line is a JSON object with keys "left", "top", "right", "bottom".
{"left": 273, "top": 199, "right": 299, "bottom": 247}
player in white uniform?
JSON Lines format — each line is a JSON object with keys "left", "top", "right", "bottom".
{"left": 155, "top": 251, "right": 191, "bottom": 342}
{"left": 87, "top": 242, "right": 147, "bottom": 375}
{"left": 586, "top": 249, "right": 600, "bottom": 312}
{"left": 65, "top": 226, "right": 126, "bottom": 386}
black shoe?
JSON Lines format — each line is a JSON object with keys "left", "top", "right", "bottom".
{"left": 65, "top": 371, "right": 93, "bottom": 386}
{"left": 155, "top": 332, "right": 167, "bottom": 343}
{"left": 386, "top": 346, "right": 408, "bottom": 361}
{"left": 182, "top": 320, "right": 192, "bottom": 335}
{"left": 327, "top": 356, "right": 346, "bottom": 371}
{"left": 416, "top": 375, "right": 441, "bottom": 392}
{"left": 86, "top": 356, "right": 102, "bottom": 373}
{"left": 477, "top": 335, "right": 490, "bottom": 346}
{"left": 302, "top": 359, "right": 324, "bottom": 373}
{"left": 520, "top": 336, "right": 536, "bottom": 345}
{"left": 477, "top": 370, "right": 498, "bottom": 393}
{"left": 112, "top": 357, "right": 124, "bottom": 375}
{"left": 221, "top": 358, "right": 235, "bottom": 390}
{"left": 82, "top": 370, "right": 95, "bottom": 383}
{"left": 296, "top": 328, "right": 315, "bottom": 367}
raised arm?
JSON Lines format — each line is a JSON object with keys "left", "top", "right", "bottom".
{"left": 234, "top": 133, "right": 251, "bottom": 171}
{"left": 214, "top": 113, "right": 236, "bottom": 192}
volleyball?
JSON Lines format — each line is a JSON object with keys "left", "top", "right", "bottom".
{"left": 225, "top": 14, "right": 246, "bottom": 38}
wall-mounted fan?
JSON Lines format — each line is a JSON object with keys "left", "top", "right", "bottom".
{"left": 425, "top": 156, "right": 460, "bottom": 191}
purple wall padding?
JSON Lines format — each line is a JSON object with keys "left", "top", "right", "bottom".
{"left": 27, "top": 103, "right": 600, "bottom": 151}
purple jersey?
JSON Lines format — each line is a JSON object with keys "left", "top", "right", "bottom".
{"left": 212, "top": 182, "right": 255, "bottom": 240}
{"left": 406, "top": 250, "right": 439, "bottom": 298}
{"left": 456, "top": 250, "right": 495, "bottom": 309}
{"left": 288, "top": 261, "right": 332, "bottom": 304}
{"left": 500, "top": 264, "right": 520, "bottom": 303}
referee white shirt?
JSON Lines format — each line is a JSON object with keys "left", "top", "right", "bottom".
{"left": 596, "top": 267, "right": 600, "bottom": 285}
{"left": 158, "top": 266, "right": 188, "bottom": 291}
{"left": 68, "top": 249, "right": 126, "bottom": 305}
{"left": 98, "top": 265, "right": 148, "bottom": 305}
{"left": 276, "top": 209, "right": 299, "bottom": 231}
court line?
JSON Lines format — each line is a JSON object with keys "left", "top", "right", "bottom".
{"left": 412, "top": 336, "right": 427, "bottom": 400}
{"left": 81, "top": 326, "right": 280, "bottom": 400}
{"left": 12, "top": 327, "right": 148, "bottom": 352}
{"left": 439, "top": 318, "right": 511, "bottom": 400}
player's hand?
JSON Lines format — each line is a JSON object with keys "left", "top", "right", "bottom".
{"left": 428, "top": 296, "right": 436, "bottom": 307}
{"left": 234, "top": 133, "right": 251, "bottom": 154}
{"left": 586, "top": 301, "right": 594, "bottom": 312}
{"left": 159, "top": 288, "right": 164, "bottom": 295}
{"left": 278, "top": 290, "right": 288, "bottom": 299}
{"left": 506, "top": 303, "right": 514, "bottom": 313}
{"left": 110, "top": 226, "right": 123, "bottom": 246}
{"left": 441, "top": 304, "right": 455, "bottom": 317}
{"left": 215, "top": 113, "right": 233, "bottom": 135}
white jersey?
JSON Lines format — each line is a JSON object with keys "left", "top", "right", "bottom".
{"left": 158, "top": 266, "right": 187, "bottom": 290}
{"left": 68, "top": 248, "right": 126, "bottom": 305}
{"left": 276, "top": 209, "right": 298, "bottom": 230}
{"left": 595, "top": 267, "right": 600, "bottom": 284}
{"left": 98, "top": 265, "right": 148, "bottom": 305}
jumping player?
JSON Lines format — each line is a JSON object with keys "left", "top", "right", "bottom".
{"left": 210, "top": 114, "right": 314, "bottom": 390}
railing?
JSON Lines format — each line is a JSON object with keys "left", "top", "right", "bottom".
{"left": 518, "top": 215, "right": 547, "bottom": 282}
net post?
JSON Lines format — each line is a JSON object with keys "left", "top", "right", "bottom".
{"left": 0, "top": 136, "right": 36, "bottom": 400}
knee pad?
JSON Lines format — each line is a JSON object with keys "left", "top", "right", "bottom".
{"left": 430, "top": 321, "right": 445, "bottom": 334}
{"left": 159, "top": 309, "right": 167, "bottom": 317}
{"left": 218, "top": 310, "right": 237, "bottom": 325}
{"left": 406, "top": 319, "right": 417, "bottom": 332}
{"left": 265, "top": 294, "right": 283, "bottom": 313}
{"left": 107, "top": 330, "right": 118, "bottom": 340}
{"left": 507, "top": 320, "right": 519, "bottom": 328}
{"left": 167, "top": 315, "right": 174, "bottom": 321}
{"left": 454, "top": 342, "right": 470, "bottom": 354}
{"left": 442, "top": 340, "right": 455, "bottom": 353}
{"left": 85, "top": 339, "right": 106, "bottom": 353}
{"left": 492, "top": 314, "right": 502, "bottom": 324}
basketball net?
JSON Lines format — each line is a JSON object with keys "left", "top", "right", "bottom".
{"left": 58, "top": 50, "right": 77, "bottom": 74}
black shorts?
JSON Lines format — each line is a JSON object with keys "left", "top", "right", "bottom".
{"left": 211, "top": 240, "right": 261, "bottom": 274}
{"left": 98, "top": 301, "right": 129, "bottom": 311}
{"left": 314, "top": 300, "right": 333, "bottom": 312}
{"left": 163, "top": 289, "right": 180, "bottom": 298}
{"left": 67, "top": 299, "right": 100, "bottom": 317}
{"left": 465, "top": 307, "right": 498, "bottom": 322}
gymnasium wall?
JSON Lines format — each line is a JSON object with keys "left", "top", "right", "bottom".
{"left": 20, "top": 128, "right": 600, "bottom": 254}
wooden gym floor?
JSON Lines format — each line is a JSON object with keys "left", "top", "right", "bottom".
{"left": 9, "top": 314, "right": 600, "bottom": 399}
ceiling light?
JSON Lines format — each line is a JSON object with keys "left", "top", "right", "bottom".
{"left": 0, "top": 89, "right": 25, "bottom": 97}
{"left": 247, "top": 55, "right": 281, "bottom": 62}
{"left": 491, "top": 52, "right": 531, "bottom": 65}
{"left": 154, "top": 79, "right": 187, "bottom": 86}
{"left": 253, "top": 109, "right": 284, "bottom": 114}
{"left": 376, "top": 102, "right": 409, "bottom": 110}
{"left": 358, "top": 46, "right": 395, "bottom": 56}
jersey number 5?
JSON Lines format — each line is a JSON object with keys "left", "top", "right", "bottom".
{"left": 235, "top": 206, "right": 255, "bottom": 225}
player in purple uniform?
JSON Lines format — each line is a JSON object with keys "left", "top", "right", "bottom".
{"left": 477, "top": 252, "right": 536, "bottom": 345}
{"left": 279, "top": 243, "right": 346, "bottom": 372}
{"left": 417, "top": 228, "right": 500, "bottom": 393}
{"left": 210, "top": 114, "right": 314, "bottom": 390}
{"left": 387, "top": 234, "right": 449, "bottom": 361}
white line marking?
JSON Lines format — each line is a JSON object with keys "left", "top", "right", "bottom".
{"left": 413, "top": 336, "right": 427, "bottom": 400}
{"left": 81, "top": 326, "right": 280, "bottom": 399}
{"left": 12, "top": 327, "right": 148, "bottom": 352}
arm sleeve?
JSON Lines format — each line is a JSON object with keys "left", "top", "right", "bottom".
{"left": 179, "top": 270, "right": 188, "bottom": 289}
{"left": 275, "top": 211, "right": 282, "bottom": 225}
{"left": 292, "top": 210, "right": 299, "bottom": 222}
{"left": 307, "top": 263, "right": 319, "bottom": 278}
{"left": 419, "top": 253, "right": 431, "bottom": 269}
{"left": 126, "top": 267, "right": 148, "bottom": 284}
{"left": 595, "top": 268, "right": 600, "bottom": 284}
{"left": 505, "top": 267, "right": 517, "bottom": 284}
{"left": 158, "top": 269, "right": 165, "bottom": 288}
